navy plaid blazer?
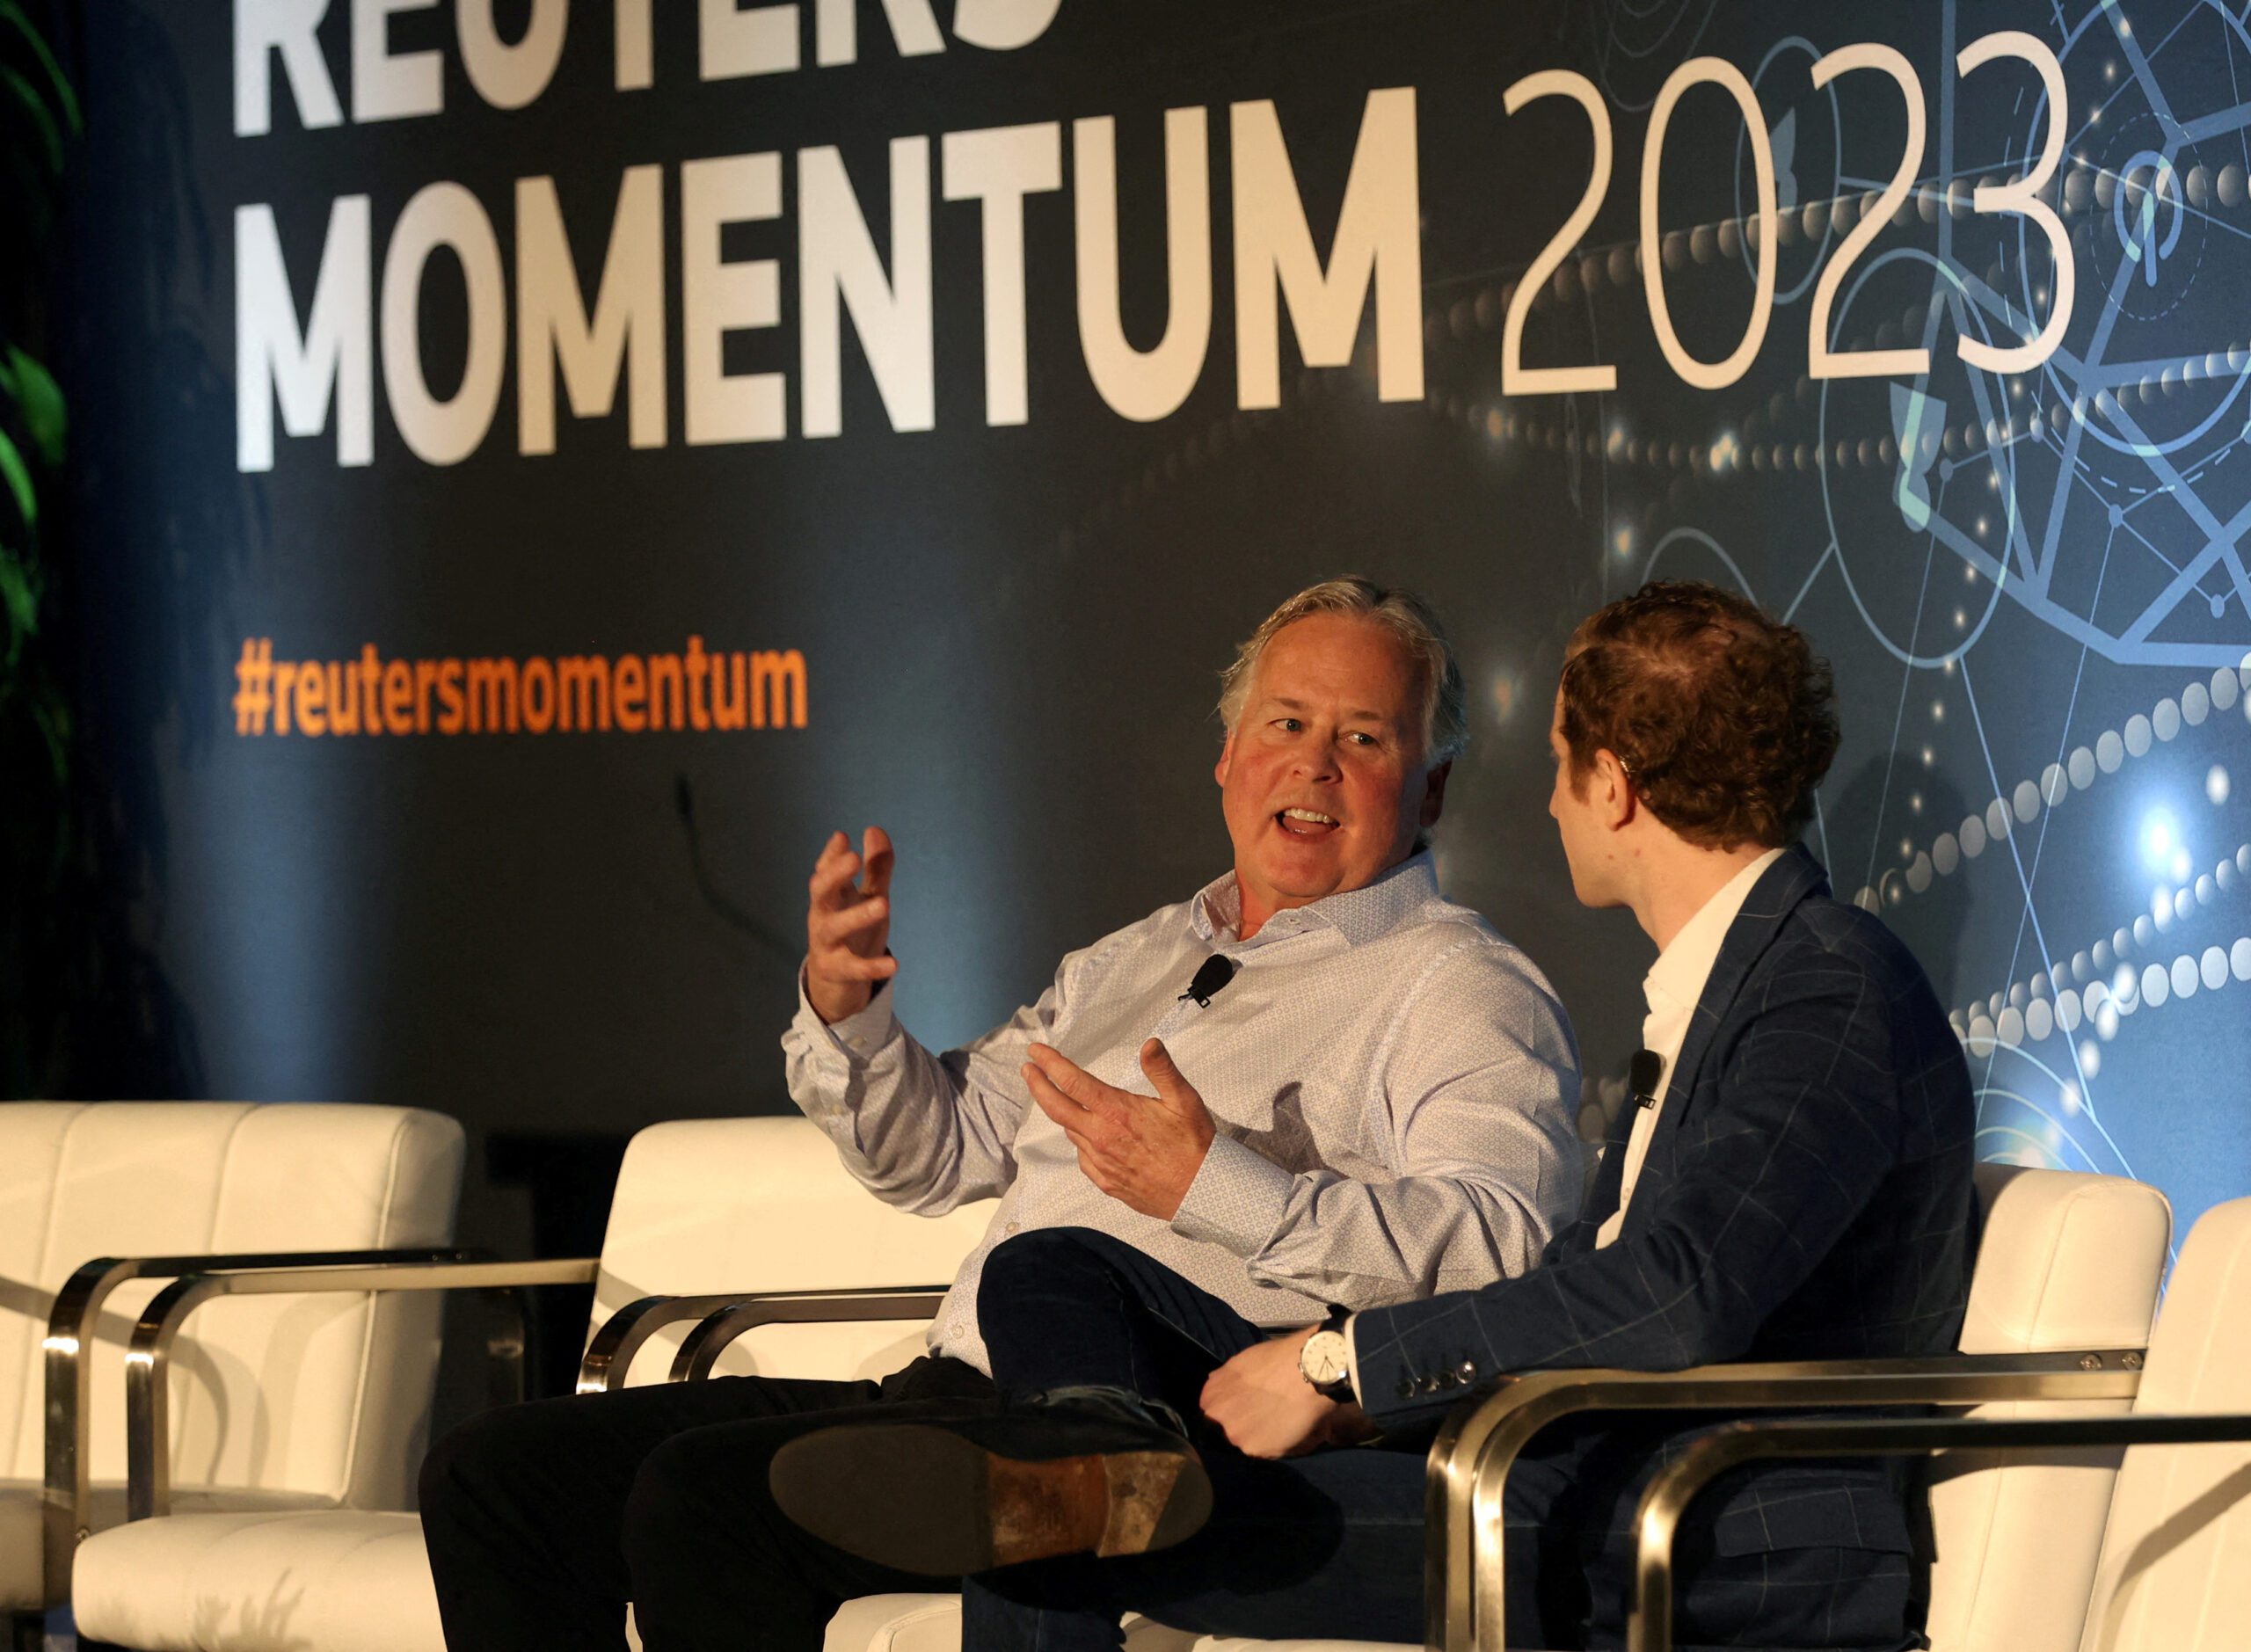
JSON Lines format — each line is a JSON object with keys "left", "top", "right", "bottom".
{"left": 1351, "top": 846, "right": 1976, "bottom": 1576}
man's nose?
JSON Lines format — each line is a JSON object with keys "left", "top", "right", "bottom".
{"left": 1292, "top": 738, "right": 1344, "bottom": 779}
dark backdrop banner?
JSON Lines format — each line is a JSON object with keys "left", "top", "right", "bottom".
{"left": 65, "top": 0, "right": 2251, "bottom": 1257}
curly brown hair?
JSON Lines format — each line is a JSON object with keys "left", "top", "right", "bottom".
{"left": 1557, "top": 581, "right": 1839, "bottom": 850}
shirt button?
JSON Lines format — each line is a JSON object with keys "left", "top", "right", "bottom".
{"left": 849, "top": 1037, "right": 867, "bottom": 1052}
{"left": 1005, "top": 1221, "right": 1022, "bottom": 1235}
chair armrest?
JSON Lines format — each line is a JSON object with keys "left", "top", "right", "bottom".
{"left": 1425, "top": 1350, "right": 2146, "bottom": 1652}
{"left": 578, "top": 1292, "right": 767, "bottom": 1394}
{"left": 121, "top": 1256, "right": 600, "bottom": 1521}
{"left": 39, "top": 1246, "right": 478, "bottom": 1605}
{"left": 670, "top": 1287, "right": 950, "bottom": 1382}
{"left": 574, "top": 1285, "right": 950, "bottom": 1394}
{"left": 1625, "top": 1409, "right": 2251, "bottom": 1652}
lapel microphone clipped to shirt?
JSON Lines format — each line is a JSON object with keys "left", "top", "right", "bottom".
{"left": 1178, "top": 955, "right": 1238, "bottom": 1008}
{"left": 1628, "top": 1049, "right": 1665, "bottom": 1110}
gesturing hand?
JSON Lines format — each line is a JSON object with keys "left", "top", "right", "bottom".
{"left": 1200, "top": 1328, "right": 1375, "bottom": 1459}
{"left": 1022, "top": 1039, "right": 1215, "bottom": 1221}
{"left": 805, "top": 827, "right": 898, "bottom": 1024}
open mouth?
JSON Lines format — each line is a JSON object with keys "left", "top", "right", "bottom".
{"left": 1275, "top": 806, "right": 1340, "bottom": 840}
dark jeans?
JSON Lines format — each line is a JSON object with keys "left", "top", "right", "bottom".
{"left": 419, "top": 1351, "right": 994, "bottom": 1651}
{"left": 967, "top": 1228, "right": 1915, "bottom": 1652}
{"left": 965, "top": 1226, "right": 1444, "bottom": 1651}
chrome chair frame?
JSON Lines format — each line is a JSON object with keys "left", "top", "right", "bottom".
{"left": 575, "top": 1285, "right": 946, "bottom": 1394}
{"left": 1625, "top": 1410, "right": 2251, "bottom": 1652}
{"left": 116, "top": 1267, "right": 943, "bottom": 1517}
{"left": 671, "top": 1288, "right": 947, "bottom": 1382}
{"left": 1424, "top": 1349, "right": 2147, "bottom": 1652}
{"left": 117, "top": 1277, "right": 2158, "bottom": 1652}
{"left": 37, "top": 1246, "right": 478, "bottom": 1604}
{"left": 118, "top": 1256, "right": 600, "bottom": 1520}
{"left": 630, "top": 1298, "right": 2151, "bottom": 1652}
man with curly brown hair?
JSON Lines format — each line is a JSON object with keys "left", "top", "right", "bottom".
{"left": 776, "top": 580, "right": 1975, "bottom": 1652}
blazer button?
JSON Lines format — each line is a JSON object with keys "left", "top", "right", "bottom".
{"left": 1457, "top": 1360, "right": 1478, "bottom": 1382}
{"left": 1420, "top": 1373, "right": 1444, "bottom": 1395}
{"left": 1396, "top": 1376, "right": 1415, "bottom": 1400}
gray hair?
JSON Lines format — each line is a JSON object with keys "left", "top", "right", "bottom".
{"left": 1215, "top": 577, "right": 1468, "bottom": 764}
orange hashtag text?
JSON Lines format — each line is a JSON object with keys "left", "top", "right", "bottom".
{"left": 230, "top": 638, "right": 808, "bottom": 737}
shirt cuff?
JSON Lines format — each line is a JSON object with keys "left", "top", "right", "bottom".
{"left": 1343, "top": 1311, "right": 1363, "bottom": 1403}
{"left": 1169, "top": 1132, "right": 1298, "bottom": 1257}
{"left": 792, "top": 965, "right": 898, "bottom": 1059}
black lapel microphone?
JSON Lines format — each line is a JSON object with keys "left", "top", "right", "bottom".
{"left": 1179, "top": 955, "right": 1238, "bottom": 1008}
{"left": 1628, "top": 1049, "right": 1665, "bottom": 1110}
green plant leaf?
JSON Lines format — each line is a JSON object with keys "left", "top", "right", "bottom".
{"left": 1, "top": 63, "right": 62, "bottom": 177}
{"left": 0, "top": 2, "right": 78, "bottom": 133}
{"left": 3, "top": 348, "right": 63, "bottom": 464}
{"left": 0, "top": 426, "right": 34, "bottom": 528}
{"left": 0, "top": 543, "right": 37, "bottom": 666}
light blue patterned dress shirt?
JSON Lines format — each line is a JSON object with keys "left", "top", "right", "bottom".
{"left": 780, "top": 851, "right": 1583, "bottom": 1373}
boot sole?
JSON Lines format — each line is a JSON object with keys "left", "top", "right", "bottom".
{"left": 769, "top": 1423, "right": 1212, "bottom": 1576}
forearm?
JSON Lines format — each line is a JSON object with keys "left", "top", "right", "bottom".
{"left": 1349, "top": 1084, "right": 1907, "bottom": 1427}
{"left": 780, "top": 976, "right": 1019, "bottom": 1212}
{"left": 1170, "top": 1134, "right": 1575, "bottom": 1309}
{"left": 1344, "top": 1223, "right": 1752, "bottom": 1428}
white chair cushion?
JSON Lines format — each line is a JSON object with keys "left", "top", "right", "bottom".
{"left": 1924, "top": 1167, "right": 2171, "bottom": 1652}
{"left": 2080, "top": 1195, "right": 2251, "bottom": 1652}
{"left": 5, "top": 1482, "right": 344, "bottom": 1616}
{"left": 1957, "top": 1165, "right": 2172, "bottom": 1355}
{"left": 3, "top": 1102, "right": 463, "bottom": 1612}
{"left": 590, "top": 1117, "right": 989, "bottom": 1386}
{"left": 0, "top": 1481, "right": 47, "bottom": 1611}
{"left": 73, "top": 1509, "right": 441, "bottom": 1652}
{"left": 0, "top": 1103, "right": 464, "bottom": 1506}
{"left": 825, "top": 1592, "right": 969, "bottom": 1652}
{"left": 823, "top": 1596, "right": 1423, "bottom": 1652}
{"left": 71, "top": 1117, "right": 987, "bottom": 1647}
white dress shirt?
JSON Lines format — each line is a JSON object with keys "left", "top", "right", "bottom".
{"left": 782, "top": 852, "right": 1583, "bottom": 1373}
{"left": 1594, "top": 847, "right": 1785, "bottom": 1248}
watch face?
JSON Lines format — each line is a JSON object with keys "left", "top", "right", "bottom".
{"left": 1301, "top": 1329, "right": 1350, "bottom": 1386}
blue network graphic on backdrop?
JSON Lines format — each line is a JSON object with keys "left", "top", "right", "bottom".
{"left": 1813, "top": 1, "right": 2251, "bottom": 1215}
{"left": 1428, "top": 0, "right": 2251, "bottom": 1223}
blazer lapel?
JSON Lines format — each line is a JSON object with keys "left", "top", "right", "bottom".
{"left": 1616, "top": 846, "right": 1830, "bottom": 1241}
{"left": 1571, "top": 1080, "right": 1642, "bottom": 1251}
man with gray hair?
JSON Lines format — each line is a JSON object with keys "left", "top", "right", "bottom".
{"left": 419, "top": 577, "right": 1581, "bottom": 1652}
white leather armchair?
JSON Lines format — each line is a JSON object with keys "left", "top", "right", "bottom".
{"left": 831, "top": 1163, "right": 2175, "bottom": 1652}
{"left": 0, "top": 1102, "right": 464, "bottom": 1648}
{"left": 1623, "top": 1190, "right": 2251, "bottom": 1652}
{"left": 69, "top": 1116, "right": 990, "bottom": 1652}
{"left": 69, "top": 1127, "right": 2205, "bottom": 1652}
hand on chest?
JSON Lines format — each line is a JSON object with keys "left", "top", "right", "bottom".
{"left": 1031, "top": 977, "right": 1395, "bottom": 1182}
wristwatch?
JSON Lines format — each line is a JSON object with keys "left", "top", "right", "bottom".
{"left": 1297, "top": 1304, "right": 1356, "bottom": 1402}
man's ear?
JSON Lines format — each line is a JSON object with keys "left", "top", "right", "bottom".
{"left": 1418, "top": 761, "right": 1451, "bottom": 829}
{"left": 1214, "top": 731, "right": 1236, "bottom": 788}
{"left": 1599, "top": 751, "right": 1635, "bottom": 831}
